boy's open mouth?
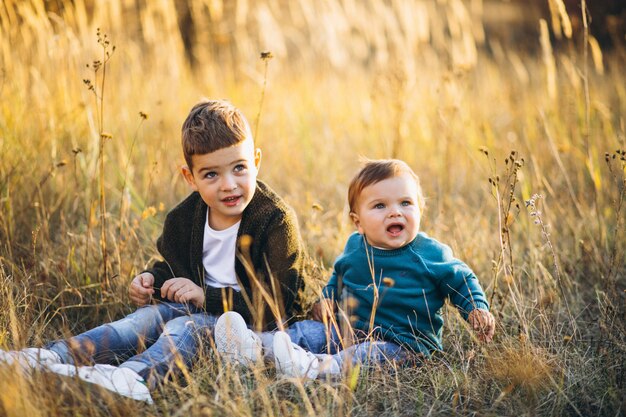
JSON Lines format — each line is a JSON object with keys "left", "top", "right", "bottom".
{"left": 222, "top": 195, "right": 241, "bottom": 206}
{"left": 386, "top": 223, "right": 404, "bottom": 236}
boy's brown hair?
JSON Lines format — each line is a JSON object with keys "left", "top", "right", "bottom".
{"left": 181, "top": 100, "right": 252, "bottom": 168}
{"left": 348, "top": 159, "right": 426, "bottom": 213}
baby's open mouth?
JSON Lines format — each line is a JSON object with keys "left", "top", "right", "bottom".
{"left": 387, "top": 224, "right": 404, "bottom": 234}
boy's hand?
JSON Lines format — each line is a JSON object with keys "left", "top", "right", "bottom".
{"left": 161, "top": 278, "right": 205, "bottom": 308}
{"left": 129, "top": 272, "right": 155, "bottom": 306}
{"left": 312, "top": 298, "right": 334, "bottom": 323}
{"left": 468, "top": 308, "right": 495, "bottom": 342}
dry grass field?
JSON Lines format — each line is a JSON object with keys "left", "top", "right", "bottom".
{"left": 0, "top": 0, "right": 624, "bottom": 416}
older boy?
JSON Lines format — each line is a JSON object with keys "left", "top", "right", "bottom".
{"left": 0, "top": 100, "right": 305, "bottom": 401}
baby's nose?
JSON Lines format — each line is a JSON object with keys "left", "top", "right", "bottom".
{"left": 389, "top": 208, "right": 402, "bottom": 217}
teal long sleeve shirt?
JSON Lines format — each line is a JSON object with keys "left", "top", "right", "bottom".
{"left": 322, "top": 232, "right": 489, "bottom": 354}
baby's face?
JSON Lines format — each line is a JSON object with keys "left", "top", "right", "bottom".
{"left": 351, "top": 173, "right": 421, "bottom": 250}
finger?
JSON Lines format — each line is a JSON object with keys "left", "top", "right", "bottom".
{"left": 160, "top": 280, "right": 171, "bottom": 296}
{"left": 161, "top": 280, "right": 180, "bottom": 299}
{"left": 173, "top": 287, "right": 187, "bottom": 302}
{"left": 470, "top": 313, "right": 479, "bottom": 330}
{"left": 130, "top": 294, "right": 146, "bottom": 306}
{"left": 175, "top": 285, "right": 194, "bottom": 301}
{"left": 134, "top": 286, "right": 154, "bottom": 297}
{"left": 141, "top": 275, "right": 152, "bottom": 288}
{"left": 173, "top": 284, "right": 192, "bottom": 299}
{"left": 177, "top": 288, "right": 196, "bottom": 304}
{"left": 488, "top": 318, "right": 496, "bottom": 338}
{"left": 165, "top": 283, "right": 183, "bottom": 300}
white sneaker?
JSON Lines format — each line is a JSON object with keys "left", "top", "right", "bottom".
{"left": 49, "top": 364, "right": 153, "bottom": 404}
{"left": 316, "top": 353, "right": 341, "bottom": 377}
{"left": 273, "top": 331, "right": 321, "bottom": 379}
{"left": 47, "top": 363, "right": 79, "bottom": 377}
{"left": 214, "top": 311, "right": 262, "bottom": 365}
{"left": 0, "top": 348, "right": 62, "bottom": 371}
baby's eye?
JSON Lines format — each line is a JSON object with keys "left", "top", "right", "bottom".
{"left": 401, "top": 200, "right": 412, "bottom": 206}
{"left": 374, "top": 203, "right": 385, "bottom": 209}
{"left": 233, "top": 164, "right": 247, "bottom": 173}
{"left": 205, "top": 171, "right": 217, "bottom": 179}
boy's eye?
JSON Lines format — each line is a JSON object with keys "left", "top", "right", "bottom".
{"left": 373, "top": 203, "right": 385, "bottom": 209}
{"left": 401, "top": 200, "right": 412, "bottom": 206}
{"left": 233, "top": 164, "right": 247, "bottom": 173}
{"left": 205, "top": 171, "right": 217, "bottom": 179}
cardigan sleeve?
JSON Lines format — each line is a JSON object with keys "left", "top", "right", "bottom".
{"left": 258, "top": 208, "right": 304, "bottom": 322}
{"left": 143, "top": 193, "right": 200, "bottom": 301}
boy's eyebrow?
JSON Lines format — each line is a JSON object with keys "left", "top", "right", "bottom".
{"left": 196, "top": 158, "right": 248, "bottom": 173}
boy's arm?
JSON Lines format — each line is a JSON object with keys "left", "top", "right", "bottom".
{"left": 143, "top": 197, "right": 198, "bottom": 298}
{"left": 258, "top": 210, "right": 305, "bottom": 321}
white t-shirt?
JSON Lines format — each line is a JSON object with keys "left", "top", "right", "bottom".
{"left": 202, "top": 213, "right": 241, "bottom": 291}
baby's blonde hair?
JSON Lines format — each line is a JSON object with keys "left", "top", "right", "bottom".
{"left": 348, "top": 159, "right": 425, "bottom": 213}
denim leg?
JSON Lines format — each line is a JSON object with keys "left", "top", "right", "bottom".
{"left": 286, "top": 320, "right": 341, "bottom": 354}
{"left": 333, "top": 341, "right": 408, "bottom": 367}
{"left": 46, "top": 303, "right": 193, "bottom": 365}
{"left": 259, "top": 319, "right": 342, "bottom": 360}
{"left": 120, "top": 312, "right": 218, "bottom": 388}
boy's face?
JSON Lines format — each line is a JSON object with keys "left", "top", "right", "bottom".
{"left": 350, "top": 173, "right": 421, "bottom": 250}
{"left": 182, "top": 136, "right": 261, "bottom": 230}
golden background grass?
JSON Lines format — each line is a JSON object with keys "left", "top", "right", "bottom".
{"left": 0, "top": 1, "right": 624, "bottom": 416}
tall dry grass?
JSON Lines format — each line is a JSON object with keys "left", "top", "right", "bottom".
{"left": 0, "top": 0, "right": 624, "bottom": 416}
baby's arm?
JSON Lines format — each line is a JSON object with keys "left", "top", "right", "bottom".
{"left": 468, "top": 308, "right": 495, "bottom": 342}
{"left": 428, "top": 242, "right": 493, "bottom": 341}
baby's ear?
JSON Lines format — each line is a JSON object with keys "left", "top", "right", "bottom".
{"left": 181, "top": 165, "right": 198, "bottom": 191}
{"left": 350, "top": 212, "right": 364, "bottom": 234}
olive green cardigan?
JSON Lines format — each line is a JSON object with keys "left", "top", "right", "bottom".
{"left": 146, "top": 181, "right": 305, "bottom": 329}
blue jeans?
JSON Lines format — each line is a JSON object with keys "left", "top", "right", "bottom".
{"left": 47, "top": 302, "right": 217, "bottom": 388}
{"left": 265, "top": 320, "right": 409, "bottom": 367}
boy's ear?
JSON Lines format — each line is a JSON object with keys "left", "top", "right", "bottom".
{"left": 254, "top": 148, "right": 262, "bottom": 170}
{"left": 181, "top": 165, "right": 198, "bottom": 191}
{"left": 350, "top": 212, "right": 364, "bottom": 234}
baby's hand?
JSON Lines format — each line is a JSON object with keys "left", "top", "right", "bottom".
{"left": 311, "top": 298, "right": 334, "bottom": 323}
{"left": 161, "top": 277, "right": 205, "bottom": 308}
{"left": 468, "top": 309, "right": 495, "bottom": 343}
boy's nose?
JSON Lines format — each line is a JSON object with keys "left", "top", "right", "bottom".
{"left": 220, "top": 176, "right": 237, "bottom": 191}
